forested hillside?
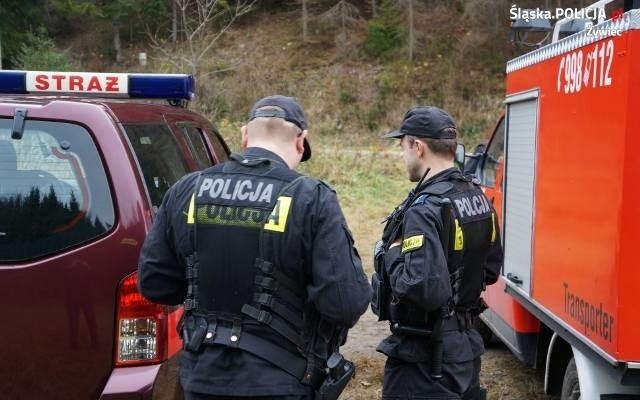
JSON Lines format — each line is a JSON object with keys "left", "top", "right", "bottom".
{"left": 1, "top": 0, "right": 585, "bottom": 146}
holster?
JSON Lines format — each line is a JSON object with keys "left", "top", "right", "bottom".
{"left": 183, "top": 315, "right": 208, "bottom": 353}
{"left": 314, "top": 353, "right": 355, "bottom": 400}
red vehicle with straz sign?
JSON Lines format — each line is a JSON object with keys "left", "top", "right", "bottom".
{"left": 469, "top": 1, "right": 640, "bottom": 399}
{"left": 0, "top": 70, "right": 230, "bottom": 399}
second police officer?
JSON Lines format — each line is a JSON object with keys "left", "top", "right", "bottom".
{"left": 372, "top": 106, "right": 504, "bottom": 400}
{"left": 138, "top": 95, "right": 372, "bottom": 400}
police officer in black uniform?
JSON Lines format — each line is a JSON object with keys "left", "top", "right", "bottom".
{"left": 138, "top": 95, "right": 372, "bottom": 400}
{"left": 371, "top": 106, "right": 503, "bottom": 400}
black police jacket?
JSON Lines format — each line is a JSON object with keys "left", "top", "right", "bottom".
{"left": 377, "top": 167, "right": 503, "bottom": 365}
{"left": 138, "top": 147, "right": 372, "bottom": 396}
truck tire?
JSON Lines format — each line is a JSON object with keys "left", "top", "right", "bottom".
{"left": 561, "top": 357, "right": 580, "bottom": 400}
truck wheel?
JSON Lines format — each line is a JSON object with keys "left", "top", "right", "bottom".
{"left": 474, "top": 317, "right": 493, "bottom": 346}
{"left": 561, "top": 357, "right": 580, "bottom": 400}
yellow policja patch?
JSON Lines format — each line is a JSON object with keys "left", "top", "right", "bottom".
{"left": 264, "top": 196, "right": 292, "bottom": 232}
{"left": 402, "top": 234, "right": 424, "bottom": 253}
{"left": 454, "top": 219, "right": 464, "bottom": 250}
{"left": 186, "top": 194, "right": 196, "bottom": 224}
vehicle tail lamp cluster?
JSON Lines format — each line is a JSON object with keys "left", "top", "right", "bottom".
{"left": 115, "top": 272, "right": 166, "bottom": 366}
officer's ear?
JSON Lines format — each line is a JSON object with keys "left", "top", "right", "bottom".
{"left": 414, "top": 138, "right": 426, "bottom": 157}
{"left": 296, "top": 130, "right": 308, "bottom": 157}
{"left": 241, "top": 125, "right": 249, "bottom": 149}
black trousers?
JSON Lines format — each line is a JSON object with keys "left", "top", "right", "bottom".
{"left": 381, "top": 356, "right": 482, "bottom": 400}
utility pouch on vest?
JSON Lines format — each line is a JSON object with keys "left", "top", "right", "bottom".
{"left": 314, "top": 353, "right": 355, "bottom": 400}
{"left": 184, "top": 315, "right": 208, "bottom": 353}
{"left": 371, "top": 240, "right": 390, "bottom": 321}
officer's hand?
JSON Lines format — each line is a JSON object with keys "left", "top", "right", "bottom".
{"left": 389, "top": 239, "right": 401, "bottom": 249}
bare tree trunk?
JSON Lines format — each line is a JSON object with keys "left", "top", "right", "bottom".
{"left": 408, "top": 0, "right": 414, "bottom": 62}
{"left": 113, "top": 18, "right": 123, "bottom": 63}
{"left": 372, "top": 0, "right": 377, "bottom": 17}
{"left": 341, "top": 1, "right": 346, "bottom": 39}
{"left": 302, "top": 0, "right": 309, "bottom": 43}
{"left": 172, "top": 0, "right": 177, "bottom": 42}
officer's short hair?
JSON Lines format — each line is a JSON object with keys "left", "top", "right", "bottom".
{"left": 424, "top": 136, "right": 457, "bottom": 159}
{"left": 409, "top": 131, "right": 457, "bottom": 159}
{"left": 248, "top": 106, "right": 301, "bottom": 139}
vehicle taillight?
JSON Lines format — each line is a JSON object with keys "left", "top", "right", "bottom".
{"left": 115, "top": 272, "right": 167, "bottom": 367}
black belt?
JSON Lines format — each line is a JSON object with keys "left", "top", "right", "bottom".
{"left": 206, "top": 324, "right": 307, "bottom": 380}
{"left": 391, "top": 312, "right": 475, "bottom": 336}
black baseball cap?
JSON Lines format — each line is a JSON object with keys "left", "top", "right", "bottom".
{"left": 383, "top": 106, "right": 457, "bottom": 140}
{"left": 249, "top": 95, "right": 311, "bottom": 162}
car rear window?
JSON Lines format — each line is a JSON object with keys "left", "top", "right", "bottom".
{"left": 123, "top": 124, "right": 189, "bottom": 211}
{"left": 0, "top": 120, "right": 115, "bottom": 262}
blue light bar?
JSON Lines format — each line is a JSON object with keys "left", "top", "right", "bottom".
{"left": 0, "top": 70, "right": 195, "bottom": 100}
{"left": 129, "top": 74, "right": 195, "bottom": 100}
{"left": 0, "top": 71, "right": 28, "bottom": 94}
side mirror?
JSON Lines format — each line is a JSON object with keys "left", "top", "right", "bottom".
{"left": 455, "top": 143, "right": 465, "bottom": 168}
{"left": 462, "top": 142, "right": 487, "bottom": 176}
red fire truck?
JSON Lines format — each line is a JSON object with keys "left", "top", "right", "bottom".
{"left": 471, "top": 1, "right": 640, "bottom": 398}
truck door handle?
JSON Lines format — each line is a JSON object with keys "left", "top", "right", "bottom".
{"left": 506, "top": 273, "right": 523, "bottom": 285}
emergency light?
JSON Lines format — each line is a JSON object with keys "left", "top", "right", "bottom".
{"left": 0, "top": 70, "right": 195, "bottom": 100}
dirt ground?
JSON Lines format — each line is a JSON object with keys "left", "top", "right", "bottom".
{"left": 338, "top": 309, "right": 558, "bottom": 400}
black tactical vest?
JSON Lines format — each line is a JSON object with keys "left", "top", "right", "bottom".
{"left": 182, "top": 154, "right": 334, "bottom": 387}
{"left": 188, "top": 157, "right": 299, "bottom": 316}
{"left": 379, "top": 171, "right": 498, "bottom": 326}
{"left": 438, "top": 173, "right": 497, "bottom": 310}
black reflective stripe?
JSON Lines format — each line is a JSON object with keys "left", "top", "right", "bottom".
{"left": 208, "top": 324, "right": 307, "bottom": 380}
{"left": 241, "top": 304, "right": 303, "bottom": 348}
{"left": 256, "top": 259, "right": 305, "bottom": 298}
{"left": 254, "top": 276, "right": 304, "bottom": 311}
{"left": 253, "top": 293, "right": 303, "bottom": 328}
